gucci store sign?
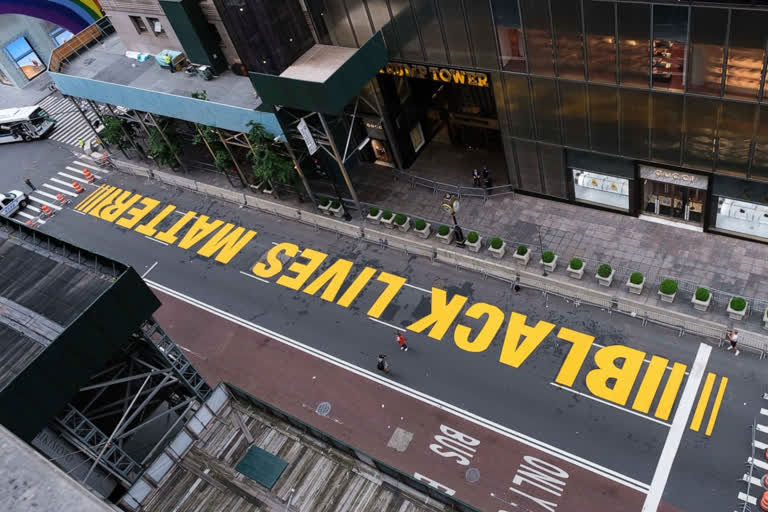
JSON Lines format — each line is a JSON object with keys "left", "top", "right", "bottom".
{"left": 380, "top": 62, "right": 489, "bottom": 87}
{"left": 639, "top": 165, "right": 709, "bottom": 190}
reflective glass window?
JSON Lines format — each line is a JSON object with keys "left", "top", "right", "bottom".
{"left": 515, "top": 139, "right": 542, "bottom": 193}
{"left": 584, "top": 0, "right": 616, "bottom": 84}
{"left": 346, "top": 0, "right": 373, "bottom": 44}
{"left": 683, "top": 96, "right": 718, "bottom": 170}
{"left": 366, "top": 0, "right": 399, "bottom": 56}
{"left": 752, "top": 106, "right": 768, "bottom": 181}
{"left": 410, "top": 0, "right": 447, "bottom": 64}
{"left": 716, "top": 101, "right": 755, "bottom": 176}
{"left": 465, "top": 1, "right": 498, "bottom": 69}
{"left": 651, "top": 93, "right": 683, "bottom": 164}
{"left": 687, "top": 7, "right": 727, "bottom": 96}
{"left": 551, "top": 0, "right": 584, "bottom": 80}
{"left": 50, "top": 27, "right": 74, "bottom": 46}
{"left": 725, "top": 10, "right": 768, "bottom": 101}
{"left": 572, "top": 169, "right": 630, "bottom": 211}
{"left": 652, "top": 5, "right": 688, "bottom": 92}
{"left": 620, "top": 88, "right": 649, "bottom": 158}
{"left": 492, "top": 0, "right": 526, "bottom": 72}
{"left": 541, "top": 144, "right": 567, "bottom": 198}
{"left": 589, "top": 85, "right": 618, "bottom": 153}
{"left": 389, "top": 0, "right": 423, "bottom": 61}
{"left": 520, "top": 0, "right": 554, "bottom": 76}
{"left": 531, "top": 78, "right": 560, "bottom": 143}
{"left": 439, "top": 0, "right": 472, "bottom": 67}
{"left": 323, "top": 0, "right": 358, "bottom": 47}
{"left": 618, "top": 3, "right": 650, "bottom": 88}
{"left": 502, "top": 74, "right": 532, "bottom": 138}
{"left": 5, "top": 37, "right": 45, "bottom": 80}
{"left": 559, "top": 81, "right": 589, "bottom": 149}
{"left": 714, "top": 196, "right": 768, "bottom": 241}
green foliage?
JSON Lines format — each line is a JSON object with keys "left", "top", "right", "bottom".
{"left": 99, "top": 116, "right": 136, "bottom": 151}
{"left": 695, "top": 287, "right": 710, "bottom": 302}
{"left": 490, "top": 237, "right": 503, "bottom": 249}
{"left": 246, "top": 121, "right": 295, "bottom": 186}
{"left": 394, "top": 213, "right": 407, "bottom": 225}
{"left": 438, "top": 225, "right": 450, "bottom": 236}
{"left": 413, "top": 219, "right": 427, "bottom": 231}
{"left": 629, "top": 272, "right": 644, "bottom": 285}
{"left": 467, "top": 231, "right": 479, "bottom": 244}
{"left": 368, "top": 206, "right": 379, "bottom": 216}
{"left": 730, "top": 297, "right": 747, "bottom": 311}
{"left": 659, "top": 279, "right": 678, "bottom": 295}
{"left": 569, "top": 258, "right": 583, "bottom": 270}
{"left": 542, "top": 251, "right": 555, "bottom": 263}
{"left": 597, "top": 264, "right": 612, "bottom": 278}
{"left": 319, "top": 197, "right": 330, "bottom": 207}
{"left": 330, "top": 200, "right": 341, "bottom": 209}
{"left": 516, "top": 245, "right": 528, "bottom": 256}
{"left": 382, "top": 210, "right": 393, "bottom": 220}
{"left": 147, "top": 117, "right": 182, "bottom": 167}
{"left": 190, "top": 90, "right": 207, "bottom": 100}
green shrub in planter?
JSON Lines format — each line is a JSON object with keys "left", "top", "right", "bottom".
{"left": 542, "top": 251, "right": 555, "bottom": 263}
{"left": 629, "top": 272, "right": 643, "bottom": 285}
{"left": 659, "top": 279, "right": 678, "bottom": 295}
{"left": 413, "top": 218, "right": 426, "bottom": 231}
{"left": 330, "top": 200, "right": 341, "bottom": 209}
{"left": 695, "top": 288, "right": 710, "bottom": 302}
{"left": 516, "top": 245, "right": 528, "bottom": 256}
{"left": 490, "top": 237, "right": 503, "bottom": 249}
{"left": 597, "top": 264, "right": 612, "bottom": 278}
{"left": 368, "top": 206, "right": 379, "bottom": 216}
{"left": 394, "top": 213, "right": 407, "bottom": 225}
{"left": 569, "top": 258, "right": 583, "bottom": 270}
{"left": 382, "top": 210, "right": 393, "bottom": 220}
{"left": 438, "top": 225, "right": 450, "bottom": 236}
{"left": 320, "top": 198, "right": 330, "bottom": 207}
{"left": 467, "top": 231, "right": 479, "bottom": 243}
{"left": 730, "top": 297, "right": 747, "bottom": 311}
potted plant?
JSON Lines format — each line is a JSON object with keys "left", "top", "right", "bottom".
{"left": 567, "top": 258, "right": 585, "bottom": 280}
{"left": 627, "top": 272, "right": 644, "bottom": 295}
{"left": 262, "top": 181, "right": 274, "bottom": 195}
{"left": 727, "top": 296, "right": 748, "bottom": 321}
{"left": 413, "top": 218, "right": 431, "bottom": 239}
{"left": 488, "top": 237, "right": 506, "bottom": 259}
{"left": 380, "top": 210, "right": 394, "bottom": 229}
{"left": 329, "top": 199, "right": 344, "bottom": 218}
{"left": 691, "top": 287, "right": 712, "bottom": 312}
{"left": 763, "top": 307, "right": 768, "bottom": 331}
{"left": 394, "top": 213, "right": 411, "bottom": 232}
{"left": 367, "top": 206, "right": 382, "bottom": 224}
{"left": 465, "top": 231, "right": 482, "bottom": 252}
{"left": 595, "top": 264, "right": 614, "bottom": 287}
{"left": 318, "top": 197, "right": 331, "bottom": 215}
{"left": 658, "top": 279, "right": 678, "bottom": 303}
{"left": 541, "top": 251, "right": 557, "bottom": 272}
{"left": 513, "top": 245, "right": 530, "bottom": 266}
{"left": 436, "top": 224, "right": 453, "bottom": 244}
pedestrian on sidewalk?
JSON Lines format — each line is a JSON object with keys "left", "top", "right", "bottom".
{"left": 377, "top": 354, "right": 390, "bottom": 373}
{"left": 726, "top": 329, "right": 740, "bottom": 356}
{"left": 23, "top": 177, "right": 36, "bottom": 191}
{"left": 395, "top": 332, "right": 408, "bottom": 352}
{"left": 472, "top": 168, "right": 481, "bottom": 187}
{"left": 482, "top": 165, "right": 492, "bottom": 188}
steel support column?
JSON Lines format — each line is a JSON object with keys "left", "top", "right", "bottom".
{"left": 68, "top": 96, "right": 109, "bottom": 153}
{"left": 284, "top": 138, "right": 316, "bottom": 206}
{"left": 147, "top": 112, "right": 186, "bottom": 173}
{"left": 216, "top": 129, "right": 248, "bottom": 188}
{"left": 318, "top": 113, "right": 362, "bottom": 216}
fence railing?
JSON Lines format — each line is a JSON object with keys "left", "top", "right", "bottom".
{"left": 49, "top": 16, "right": 115, "bottom": 73}
{"left": 393, "top": 168, "right": 515, "bottom": 201}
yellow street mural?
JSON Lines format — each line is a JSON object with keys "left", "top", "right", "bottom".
{"left": 74, "top": 185, "right": 257, "bottom": 264}
{"left": 253, "top": 242, "right": 728, "bottom": 436}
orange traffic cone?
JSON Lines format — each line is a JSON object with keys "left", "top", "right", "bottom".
{"left": 25, "top": 219, "right": 37, "bottom": 228}
{"left": 72, "top": 181, "right": 84, "bottom": 194}
{"left": 763, "top": 473, "right": 768, "bottom": 487}
{"left": 41, "top": 204, "right": 53, "bottom": 217}
{"left": 56, "top": 193, "right": 67, "bottom": 205}
{"left": 83, "top": 169, "right": 95, "bottom": 183}
{"left": 760, "top": 491, "right": 768, "bottom": 511}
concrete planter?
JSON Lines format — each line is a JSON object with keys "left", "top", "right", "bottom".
{"left": 658, "top": 290, "right": 676, "bottom": 303}
{"left": 436, "top": 228, "right": 454, "bottom": 245}
{"left": 395, "top": 216, "right": 411, "bottom": 233}
{"left": 329, "top": 203, "right": 344, "bottom": 218}
{"left": 762, "top": 308, "right": 768, "bottom": 331}
{"left": 488, "top": 241, "right": 506, "bottom": 259}
{"left": 366, "top": 210, "right": 382, "bottom": 224}
{"left": 466, "top": 235, "right": 483, "bottom": 253}
{"left": 727, "top": 300, "right": 748, "bottom": 321}
{"left": 595, "top": 269, "right": 615, "bottom": 287}
{"left": 541, "top": 255, "right": 558, "bottom": 273}
{"left": 318, "top": 202, "right": 331, "bottom": 215}
{"left": 567, "top": 263, "right": 585, "bottom": 280}
{"left": 626, "top": 278, "right": 644, "bottom": 295}
{"left": 691, "top": 293, "right": 712, "bottom": 312}
{"left": 414, "top": 222, "right": 431, "bottom": 239}
{"left": 513, "top": 249, "right": 530, "bottom": 266}
{"left": 380, "top": 215, "right": 395, "bottom": 229}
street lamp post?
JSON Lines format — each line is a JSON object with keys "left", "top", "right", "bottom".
{"left": 314, "top": 159, "right": 351, "bottom": 221}
{"left": 537, "top": 225, "right": 547, "bottom": 276}
{"left": 441, "top": 193, "right": 465, "bottom": 248}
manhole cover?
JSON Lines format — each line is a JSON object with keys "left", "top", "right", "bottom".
{"left": 465, "top": 468, "right": 480, "bottom": 482}
{"left": 315, "top": 402, "right": 331, "bottom": 416}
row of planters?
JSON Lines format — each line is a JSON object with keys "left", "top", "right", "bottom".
{"left": 659, "top": 280, "right": 751, "bottom": 321}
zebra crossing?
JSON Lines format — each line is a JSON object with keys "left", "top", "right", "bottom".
{"left": 38, "top": 93, "right": 104, "bottom": 147}
{"left": 737, "top": 398, "right": 768, "bottom": 510}
{"left": 14, "top": 159, "right": 111, "bottom": 225}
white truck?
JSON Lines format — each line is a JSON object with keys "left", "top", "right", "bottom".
{"left": 0, "top": 190, "right": 28, "bottom": 218}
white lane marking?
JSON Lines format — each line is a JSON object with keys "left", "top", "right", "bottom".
{"left": 29, "top": 196, "right": 62, "bottom": 210}
{"left": 750, "top": 457, "right": 768, "bottom": 471}
{"left": 642, "top": 343, "right": 711, "bottom": 512}
{"left": 65, "top": 166, "right": 103, "bottom": 179}
{"left": 755, "top": 440, "right": 768, "bottom": 451}
{"left": 757, "top": 424, "right": 768, "bottom": 434}
{"left": 73, "top": 160, "right": 110, "bottom": 174}
{"left": 369, "top": 317, "right": 403, "bottom": 331}
{"left": 58, "top": 171, "right": 92, "bottom": 183}
{"left": 239, "top": 270, "right": 270, "bottom": 284}
{"left": 145, "top": 278, "right": 651, "bottom": 494}
{"left": 743, "top": 474, "right": 762, "bottom": 486}
{"left": 73, "top": 210, "right": 86, "bottom": 216}
{"left": 144, "top": 236, "right": 168, "bottom": 246}
{"left": 761, "top": 408, "right": 768, "bottom": 416}
{"left": 142, "top": 261, "right": 159, "bottom": 278}
{"left": 25, "top": 204, "right": 40, "bottom": 213}
{"left": 271, "top": 241, "right": 279, "bottom": 245}
{"left": 403, "top": 282, "right": 433, "bottom": 294}
{"left": 738, "top": 491, "right": 758, "bottom": 505}
{"left": 171, "top": 210, "right": 197, "bottom": 219}
{"left": 550, "top": 383, "right": 671, "bottom": 427}
{"left": 17, "top": 211, "right": 46, "bottom": 224}
{"left": 43, "top": 183, "right": 77, "bottom": 197}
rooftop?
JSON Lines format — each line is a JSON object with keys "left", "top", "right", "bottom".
{"left": 279, "top": 44, "right": 358, "bottom": 83}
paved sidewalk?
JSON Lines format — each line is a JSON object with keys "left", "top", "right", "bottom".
{"left": 0, "top": 75, "right": 55, "bottom": 109}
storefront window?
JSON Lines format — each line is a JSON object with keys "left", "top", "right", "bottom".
{"left": 715, "top": 197, "right": 768, "bottom": 240}
{"left": 687, "top": 7, "right": 727, "bottom": 96}
{"left": 492, "top": 0, "right": 526, "bottom": 72}
{"left": 572, "top": 169, "right": 629, "bottom": 211}
{"left": 520, "top": 0, "right": 554, "bottom": 76}
{"left": 551, "top": 0, "right": 584, "bottom": 80}
{"left": 724, "top": 10, "right": 768, "bottom": 101}
{"left": 541, "top": 145, "right": 566, "bottom": 198}
{"left": 584, "top": 0, "right": 617, "bottom": 84}
{"left": 618, "top": 3, "right": 650, "bottom": 88}
{"left": 640, "top": 166, "right": 707, "bottom": 225}
{"left": 515, "top": 139, "right": 542, "bottom": 193}
{"left": 5, "top": 37, "right": 46, "bottom": 80}
{"left": 652, "top": 5, "right": 688, "bottom": 92}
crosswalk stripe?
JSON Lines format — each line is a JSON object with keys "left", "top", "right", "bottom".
{"left": 73, "top": 161, "right": 110, "bottom": 174}
{"left": 738, "top": 492, "right": 757, "bottom": 505}
{"left": 761, "top": 408, "right": 768, "bottom": 416}
{"left": 65, "top": 166, "right": 104, "bottom": 178}
{"left": 16, "top": 211, "right": 47, "bottom": 224}
{"left": 43, "top": 183, "right": 76, "bottom": 197}
{"left": 754, "top": 439, "right": 768, "bottom": 451}
{"left": 25, "top": 204, "right": 40, "bottom": 213}
{"left": 744, "top": 473, "right": 762, "bottom": 486}
{"left": 57, "top": 173, "right": 90, "bottom": 184}
{"left": 29, "top": 196, "right": 62, "bottom": 210}
{"left": 748, "top": 457, "right": 768, "bottom": 470}
{"left": 16, "top": 211, "right": 34, "bottom": 220}
{"left": 757, "top": 424, "right": 768, "bottom": 434}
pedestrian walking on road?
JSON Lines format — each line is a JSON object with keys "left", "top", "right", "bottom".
{"left": 395, "top": 332, "right": 408, "bottom": 352}
{"left": 726, "top": 329, "right": 740, "bottom": 356}
{"left": 23, "top": 177, "right": 36, "bottom": 191}
{"left": 472, "top": 168, "right": 481, "bottom": 187}
{"left": 377, "top": 354, "right": 390, "bottom": 374}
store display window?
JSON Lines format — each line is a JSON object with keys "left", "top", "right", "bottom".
{"left": 714, "top": 197, "right": 768, "bottom": 241}
{"left": 572, "top": 169, "right": 629, "bottom": 211}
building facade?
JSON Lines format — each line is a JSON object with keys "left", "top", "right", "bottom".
{"left": 0, "top": 15, "right": 69, "bottom": 88}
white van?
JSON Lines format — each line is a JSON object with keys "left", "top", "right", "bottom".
{"left": 0, "top": 105, "right": 55, "bottom": 144}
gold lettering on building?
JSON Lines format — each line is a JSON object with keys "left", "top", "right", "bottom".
{"left": 380, "top": 62, "right": 489, "bottom": 88}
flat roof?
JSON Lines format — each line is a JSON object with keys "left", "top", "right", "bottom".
{"left": 279, "top": 44, "right": 358, "bottom": 83}
{"left": 0, "top": 106, "right": 40, "bottom": 123}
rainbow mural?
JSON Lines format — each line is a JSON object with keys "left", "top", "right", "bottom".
{"left": 0, "top": 0, "right": 103, "bottom": 34}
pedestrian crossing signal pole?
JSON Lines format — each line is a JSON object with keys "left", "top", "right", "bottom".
{"left": 441, "top": 193, "right": 465, "bottom": 248}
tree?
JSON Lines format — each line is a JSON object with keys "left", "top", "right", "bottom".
{"left": 246, "top": 121, "right": 295, "bottom": 186}
{"left": 147, "top": 117, "right": 182, "bottom": 168}
{"left": 99, "top": 116, "right": 135, "bottom": 151}
{"left": 190, "top": 90, "right": 235, "bottom": 174}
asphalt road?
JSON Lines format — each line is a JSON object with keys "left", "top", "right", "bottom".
{"left": 2, "top": 139, "right": 764, "bottom": 512}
